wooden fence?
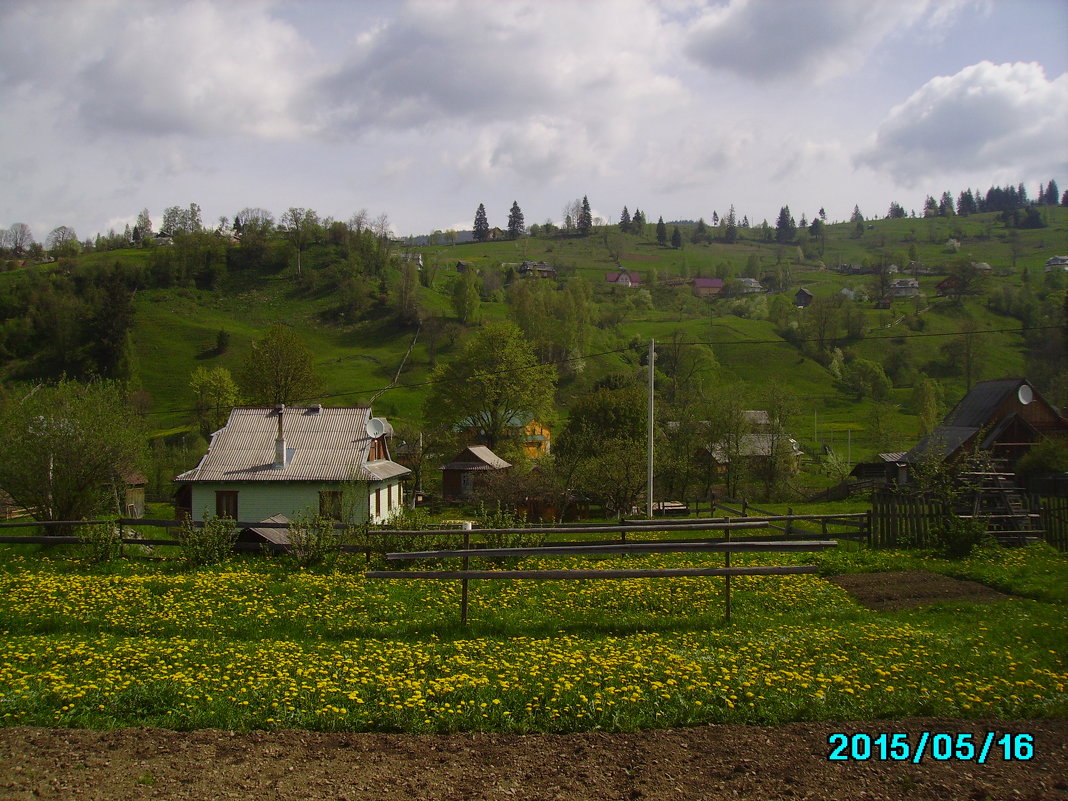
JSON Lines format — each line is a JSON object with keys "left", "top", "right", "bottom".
{"left": 1039, "top": 495, "right": 1068, "bottom": 551}
{"left": 368, "top": 535, "right": 839, "bottom": 624}
{"left": 870, "top": 492, "right": 1068, "bottom": 551}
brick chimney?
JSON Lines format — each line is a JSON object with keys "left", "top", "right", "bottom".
{"left": 274, "top": 404, "right": 287, "bottom": 468}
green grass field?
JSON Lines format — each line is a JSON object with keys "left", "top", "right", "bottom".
{"left": 0, "top": 541, "right": 1063, "bottom": 733}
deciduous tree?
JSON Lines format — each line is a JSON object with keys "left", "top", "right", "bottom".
{"left": 423, "top": 321, "right": 556, "bottom": 451}
{"left": 239, "top": 324, "right": 322, "bottom": 406}
{"left": 280, "top": 207, "right": 320, "bottom": 277}
{"left": 190, "top": 366, "right": 239, "bottom": 440}
{"left": 0, "top": 380, "right": 145, "bottom": 527}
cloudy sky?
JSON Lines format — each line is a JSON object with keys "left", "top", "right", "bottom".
{"left": 2, "top": 0, "right": 1066, "bottom": 243}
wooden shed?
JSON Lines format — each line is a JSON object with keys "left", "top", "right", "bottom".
{"left": 440, "top": 446, "right": 511, "bottom": 501}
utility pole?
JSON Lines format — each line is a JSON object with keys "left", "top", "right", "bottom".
{"left": 647, "top": 338, "right": 655, "bottom": 519}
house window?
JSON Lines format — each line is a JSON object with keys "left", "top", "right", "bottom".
{"left": 375, "top": 487, "right": 381, "bottom": 517}
{"left": 319, "top": 491, "right": 343, "bottom": 520}
{"left": 215, "top": 491, "right": 238, "bottom": 519}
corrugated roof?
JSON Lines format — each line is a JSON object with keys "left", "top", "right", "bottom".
{"left": 174, "top": 406, "right": 410, "bottom": 483}
{"left": 440, "top": 446, "right": 512, "bottom": 471}
{"left": 243, "top": 514, "right": 291, "bottom": 546}
{"left": 942, "top": 378, "right": 1024, "bottom": 428}
{"left": 905, "top": 426, "right": 978, "bottom": 464}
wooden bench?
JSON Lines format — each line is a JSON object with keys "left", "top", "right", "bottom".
{"left": 366, "top": 539, "right": 838, "bottom": 623}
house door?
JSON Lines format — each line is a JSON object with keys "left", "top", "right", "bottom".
{"left": 460, "top": 472, "right": 474, "bottom": 497}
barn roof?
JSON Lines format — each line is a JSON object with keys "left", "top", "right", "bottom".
{"left": 440, "top": 446, "right": 512, "bottom": 471}
{"left": 174, "top": 406, "right": 410, "bottom": 483}
{"left": 904, "top": 378, "right": 1031, "bottom": 463}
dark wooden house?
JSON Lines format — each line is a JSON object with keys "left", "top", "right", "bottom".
{"left": 440, "top": 446, "right": 511, "bottom": 501}
{"left": 904, "top": 378, "right": 1068, "bottom": 475}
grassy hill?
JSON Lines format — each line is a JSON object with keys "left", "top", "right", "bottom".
{"left": 2, "top": 205, "right": 1065, "bottom": 498}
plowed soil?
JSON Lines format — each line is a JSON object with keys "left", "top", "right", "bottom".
{"left": 1, "top": 720, "right": 1066, "bottom": 800}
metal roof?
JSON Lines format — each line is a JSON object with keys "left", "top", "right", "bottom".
{"left": 941, "top": 378, "right": 1024, "bottom": 428}
{"left": 440, "top": 445, "right": 512, "bottom": 471}
{"left": 174, "top": 406, "right": 410, "bottom": 483}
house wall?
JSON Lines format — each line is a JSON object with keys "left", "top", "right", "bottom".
{"left": 187, "top": 479, "right": 403, "bottom": 524}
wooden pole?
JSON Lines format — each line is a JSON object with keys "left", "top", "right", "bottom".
{"left": 725, "top": 518, "right": 732, "bottom": 623}
{"left": 460, "top": 522, "right": 471, "bottom": 625}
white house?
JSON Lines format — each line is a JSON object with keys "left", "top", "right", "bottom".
{"left": 888, "top": 277, "right": 920, "bottom": 298}
{"left": 174, "top": 405, "right": 410, "bottom": 525}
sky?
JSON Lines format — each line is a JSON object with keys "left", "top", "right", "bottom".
{"left": 1, "top": 0, "right": 1066, "bottom": 243}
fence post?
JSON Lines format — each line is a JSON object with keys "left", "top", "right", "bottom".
{"left": 460, "top": 522, "right": 471, "bottom": 625}
{"left": 786, "top": 507, "right": 793, "bottom": 538}
{"left": 724, "top": 519, "right": 732, "bottom": 623}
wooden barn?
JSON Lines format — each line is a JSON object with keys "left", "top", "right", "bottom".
{"left": 904, "top": 377, "right": 1068, "bottom": 476}
{"left": 440, "top": 446, "right": 511, "bottom": 501}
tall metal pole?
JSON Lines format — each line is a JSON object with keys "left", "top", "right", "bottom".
{"left": 647, "top": 338, "right": 654, "bottom": 519}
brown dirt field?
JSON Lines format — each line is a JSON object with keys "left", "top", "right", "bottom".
{"left": 828, "top": 570, "right": 1009, "bottom": 611}
{"left": 1, "top": 720, "right": 1065, "bottom": 801}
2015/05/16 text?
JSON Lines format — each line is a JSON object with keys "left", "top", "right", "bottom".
{"left": 827, "top": 732, "right": 1034, "bottom": 764}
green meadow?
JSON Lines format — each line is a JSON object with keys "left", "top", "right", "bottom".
{"left": 0, "top": 541, "right": 1063, "bottom": 733}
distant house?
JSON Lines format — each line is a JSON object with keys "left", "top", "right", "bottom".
{"left": 463, "top": 414, "right": 551, "bottom": 459}
{"left": 692, "top": 277, "right": 724, "bottom": 298}
{"left": 794, "top": 287, "right": 813, "bottom": 308}
{"left": 887, "top": 277, "right": 920, "bottom": 298}
{"left": 1044, "top": 255, "right": 1068, "bottom": 272}
{"left": 605, "top": 271, "right": 641, "bottom": 287}
{"left": 455, "top": 260, "right": 473, "bottom": 273}
{"left": 174, "top": 405, "right": 409, "bottom": 525}
{"left": 935, "top": 276, "right": 961, "bottom": 297}
{"left": 518, "top": 261, "right": 557, "bottom": 279}
{"left": 737, "top": 277, "right": 763, "bottom": 294}
{"left": 903, "top": 377, "right": 1068, "bottom": 475}
{"left": 440, "top": 446, "right": 512, "bottom": 501}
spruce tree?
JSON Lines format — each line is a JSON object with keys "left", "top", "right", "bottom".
{"left": 656, "top": 216, "right": 667, "bottom": 246}
{"left": 670, "top": 226, "right": 682, "bottom": 249}
{"left": 619, "top": 206, "right": 631, "bottom": 232}
{"left": 506, "top": 201, "right": 524, "bottom": 240}
{"left": 473, "top": 203, "right": 490, "bottom": 242}
{"left": 578, "top": 195, "right": 593, "bottom": 235}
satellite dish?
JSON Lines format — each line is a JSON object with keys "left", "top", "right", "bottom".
{"left": 1017, "top": 384, "right": 1033, "bottom": 405}
{"left": 365, "top": 417, "right": 386, "bottom": 438}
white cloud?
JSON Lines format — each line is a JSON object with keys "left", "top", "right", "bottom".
{"left": 1, "top": 1, "right": 314, "bottom": 140}
{"left": 684, "top": 0, "right": 967, "bottom": 83}
{"left": 856, "top": 61, "right": 1068, "bottom": 185}
{"left": 316, "top": 1, "right": 684, "bottom": 140}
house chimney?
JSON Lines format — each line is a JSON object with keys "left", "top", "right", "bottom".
{"left": 274, "top": 404, "right": 287, "bottom": 468}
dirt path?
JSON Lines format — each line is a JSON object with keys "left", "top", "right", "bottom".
{"left": 2, "top": 719, "right": 1065, "bottom": 801}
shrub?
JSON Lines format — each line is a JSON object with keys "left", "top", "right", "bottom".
{"left": 287, "top": 515, "right": 348, "bottom": 568}
{"left": 79, "top": 518, "right": 124, "bottom": 564}
{"left": 356, "top": 506, "right": 461, "bottom": 570}
{"left": 178, "top": 513, "right": 236, "bottom": 566}
{"left": 932, "top": 515, "right": 992, "bottom": 559}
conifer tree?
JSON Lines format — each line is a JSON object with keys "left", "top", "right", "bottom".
{"left": 506, "top": 201, "right": 524, "bottom": 239}
{"left": 656, "top": 216, "right": 667, "bottom": 246}
{"left": 670, "top": 226, "right": 682, "bottom": 249}
{"left": 473, "top": 203, "right": 490, "bottom": 242}
{"left": 578, "top": 195, "right": 593, "bottom": 235}
{"left": 619, "top": 206, "right": 631, "bottom": 232}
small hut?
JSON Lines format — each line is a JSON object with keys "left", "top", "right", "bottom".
{"left": 440, "top": 446, "right": 511, "bottom": 501}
